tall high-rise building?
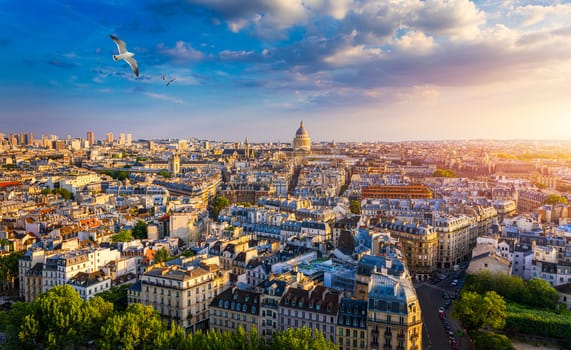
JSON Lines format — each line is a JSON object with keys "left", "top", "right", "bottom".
{"left": 119, "top": 133, "right": 126, "bottom": 145}
{"left": 126, "top": 133, "right": 132, "bottom": 146}
{"left": 106, "top": 132, "right": 114, "bottom": 144}
{"left": 87, "top": 131, "right": 95, "bottom": 146}
{"left": 26, "top": 132, "right": 34, "bottom": 146}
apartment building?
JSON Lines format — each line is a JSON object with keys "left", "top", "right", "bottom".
{"left": 279, "top": 285, "right": 341, "bottom": 343}
{"left": 337, "top": 298, "right": 368, "bottom": 350}
{"left": 136, "top": 264, "right": 229, "bottom": 331}
{"left": 377, "top": 220, "right": 438, "bottom": 279}
{"left": 361, "top": 185, "right": 432, "bottom": 200}
{"left": 367, "top": 274, "right": 422, "bottom": 350}
{"left": 209, "top": 287, "right": 262, "bottom": 334}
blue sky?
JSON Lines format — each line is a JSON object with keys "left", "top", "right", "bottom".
{"left": 1, "top": 0, "right": 570, "bottom": 142}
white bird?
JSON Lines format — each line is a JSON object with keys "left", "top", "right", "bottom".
{"left": 110, "top": 35, "right": 139, "bottom": 77}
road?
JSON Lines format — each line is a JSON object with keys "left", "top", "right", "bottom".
{"left": 416, "top": 273, "right": 471, "bottom": 350}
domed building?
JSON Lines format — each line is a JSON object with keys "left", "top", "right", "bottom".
{"left": 293, "top": 121, "right": 311, "bottom": 152}
{"left": 292, "top": 121, "right": 311, "bottom": 164}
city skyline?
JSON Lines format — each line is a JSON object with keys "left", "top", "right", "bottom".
{"left": 1, "top": 0, "right": 570, "bottom": 142}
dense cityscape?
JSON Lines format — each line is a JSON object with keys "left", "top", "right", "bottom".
{"left": 1, "top": 123, "right": 571, "bottom": 349}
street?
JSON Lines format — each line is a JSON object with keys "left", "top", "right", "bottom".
{"left": 416, "top": 273, "right": 470, "bottom": 350}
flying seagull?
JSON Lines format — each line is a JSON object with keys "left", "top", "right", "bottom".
{"left": 166, "top": 78, "right": 176, "bottom": 86}
{"left": 110, "top": 35, "right": 139, "bottom": 77}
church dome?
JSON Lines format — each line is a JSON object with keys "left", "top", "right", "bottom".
{"left": 296, "top": 121, "right": 309, "bottom": 136}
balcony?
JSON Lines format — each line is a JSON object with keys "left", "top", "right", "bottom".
{"left": 397, "top": 333, "right": 405, "bottom": 341}
{"left": 384, "top": 332, "right": 392, "bottom": 339}
{"left": 383, "top": 345, "right": 392, "bottom": 350}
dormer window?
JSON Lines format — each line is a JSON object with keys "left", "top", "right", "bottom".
{"left": 316, "top": 304, "right": 320, "bottom": 311}
{"left": 309, "top": 302, "right": 313, "bottom": 309}
{"left": 298, "top": 300, "right": 303, "bottom": 307}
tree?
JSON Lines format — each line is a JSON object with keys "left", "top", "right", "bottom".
{"left": 111, "top": 229, "right": 134, "bottom": 243}
{"left": 8, "top": 285, "right": 114, "bottom": 350}
{"left": 433, "top": 168, "right": 458, "bottom": 177}
{"left": 544, "top": 194, "right": 567, "bottom": 205}
{"left": 153, "top": 247, "right": 170, "bottom": 264}
{"left": 349, "top": 200, "right": 361, "bottom": 214}
{"left": 98, "top": 303, "right": 167, "bottom": 350}
{"left": 132, "top": 220, "right": 148, "bottom": 240}
{"left": 211, "top": 196, "right": 230, "bottom": 218}
{"left": 158, "top": 170, "right": 172, "bottom": 178}
{"left": 452, "top": 291, "right": 506, "bottom": 331}
{"left": 271, "top": 327, "right": 338, "bottom": 350}
{"left": 465, "top": 271, "right": 559, "bottom": 311}
{"left": 525, "top": 278, "right": 559, "bottom": 309}
{"left": 96, "top": 284, "right": 132, "bottom": 312}
{"left": 473, "top": 332, "right": 515, "bottom": 350}
{"left": 0, "top": 251, "right": 24, "bottom": 290}
{"left": 53, "top": 188, "right": 74, "bottom": 200}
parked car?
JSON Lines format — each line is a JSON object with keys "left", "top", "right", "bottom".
{"left": 451, "top": 279, "right": 458, "bottom": 286}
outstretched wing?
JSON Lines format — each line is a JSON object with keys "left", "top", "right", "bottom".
{"left": 166, "top": 78, "right": 176, "bottom": 86}
{"left": 110, "top": 35, "right": 127, "bottom": 54}
{"left": 124, "top": 56, "right": 139, "bottom": 77}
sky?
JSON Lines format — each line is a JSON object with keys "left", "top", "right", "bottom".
{"left": 0, "top": 0, "right": 570, "bottom": 142}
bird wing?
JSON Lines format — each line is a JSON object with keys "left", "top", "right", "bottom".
{"left": 124, "top": 56, "right": 139, "bottom": 77}
{"left": 166, "top": 78, "right": 176, "bottom": 86}
{"left": 110, "top": 35, "right": 127, "bottom": 54}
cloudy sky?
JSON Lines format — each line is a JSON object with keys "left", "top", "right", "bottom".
{"left": 1, "top": 0, "right": 570, "bottom": 142}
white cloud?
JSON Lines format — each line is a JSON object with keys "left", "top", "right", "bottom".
{"left": 509, "top": 3, "right": 571, "bottom": 28}
{"left": 143, "top": 92, "right": 183, "bottom": 104}
{"left": 157, "top": 41, "right": 204, "bottom": 62}
{"left": 304, "top": 0, "right": 354, "bottom": 19}
{"left": 219, "top": 50, "right": 255, "bottom": 60}
{"left": 395, "top": 31, "right": 436, "bottom": 53}
{"left": 323, "top": 45, "right": 383, "bottom": 66}
{"left": 407, "top": 0, "right": 486, "bottom": 40}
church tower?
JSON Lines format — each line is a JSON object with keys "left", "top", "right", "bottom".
{"left": 168, "top": 153, "right": 180, "bottom": 176}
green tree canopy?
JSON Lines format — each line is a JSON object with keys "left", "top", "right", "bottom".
{"left": 211, "top": 196, "right": 230, "bottom": 218}
{"left": 153, "top": 247, "right": 171, "bottom": 264}
{"left": 452, "top": 291, "right": 506, "bottom": 331}
{"left": 464, "top": 271, "right": 559, "bottom": 310}
{"left": 6, "top": 285, "right": 114, "bottom": 350}
{"left": 433, "top": 168, "right": 458, "bottom": 177}
{"left": 271, "top": 327, "right": 338, "bottom": 350}
{"left": 473, "top": 332, "right": 515, "bottom": 350}
{"left": 0, "top": 251, "right": 23, "bottom": 290}
{"left": 95, "top": 284, "right": 132, "bottom": 312}
{"left": 132, "top": 220, "right": 148, "bottom": 240}
{"left": 158, "top": 170, "right": 172, "bottom": 178}
{"left": 111, "top": 229, "right": 134, "bottom": 243}
{"left": 544, "top": 194, "right": 568, "bottom": 205}
{"left": 349, "top": 200, "right": 361, "bottom": 214}
{"left": 102, "top": 170, "right": 129, "bottom": 181}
